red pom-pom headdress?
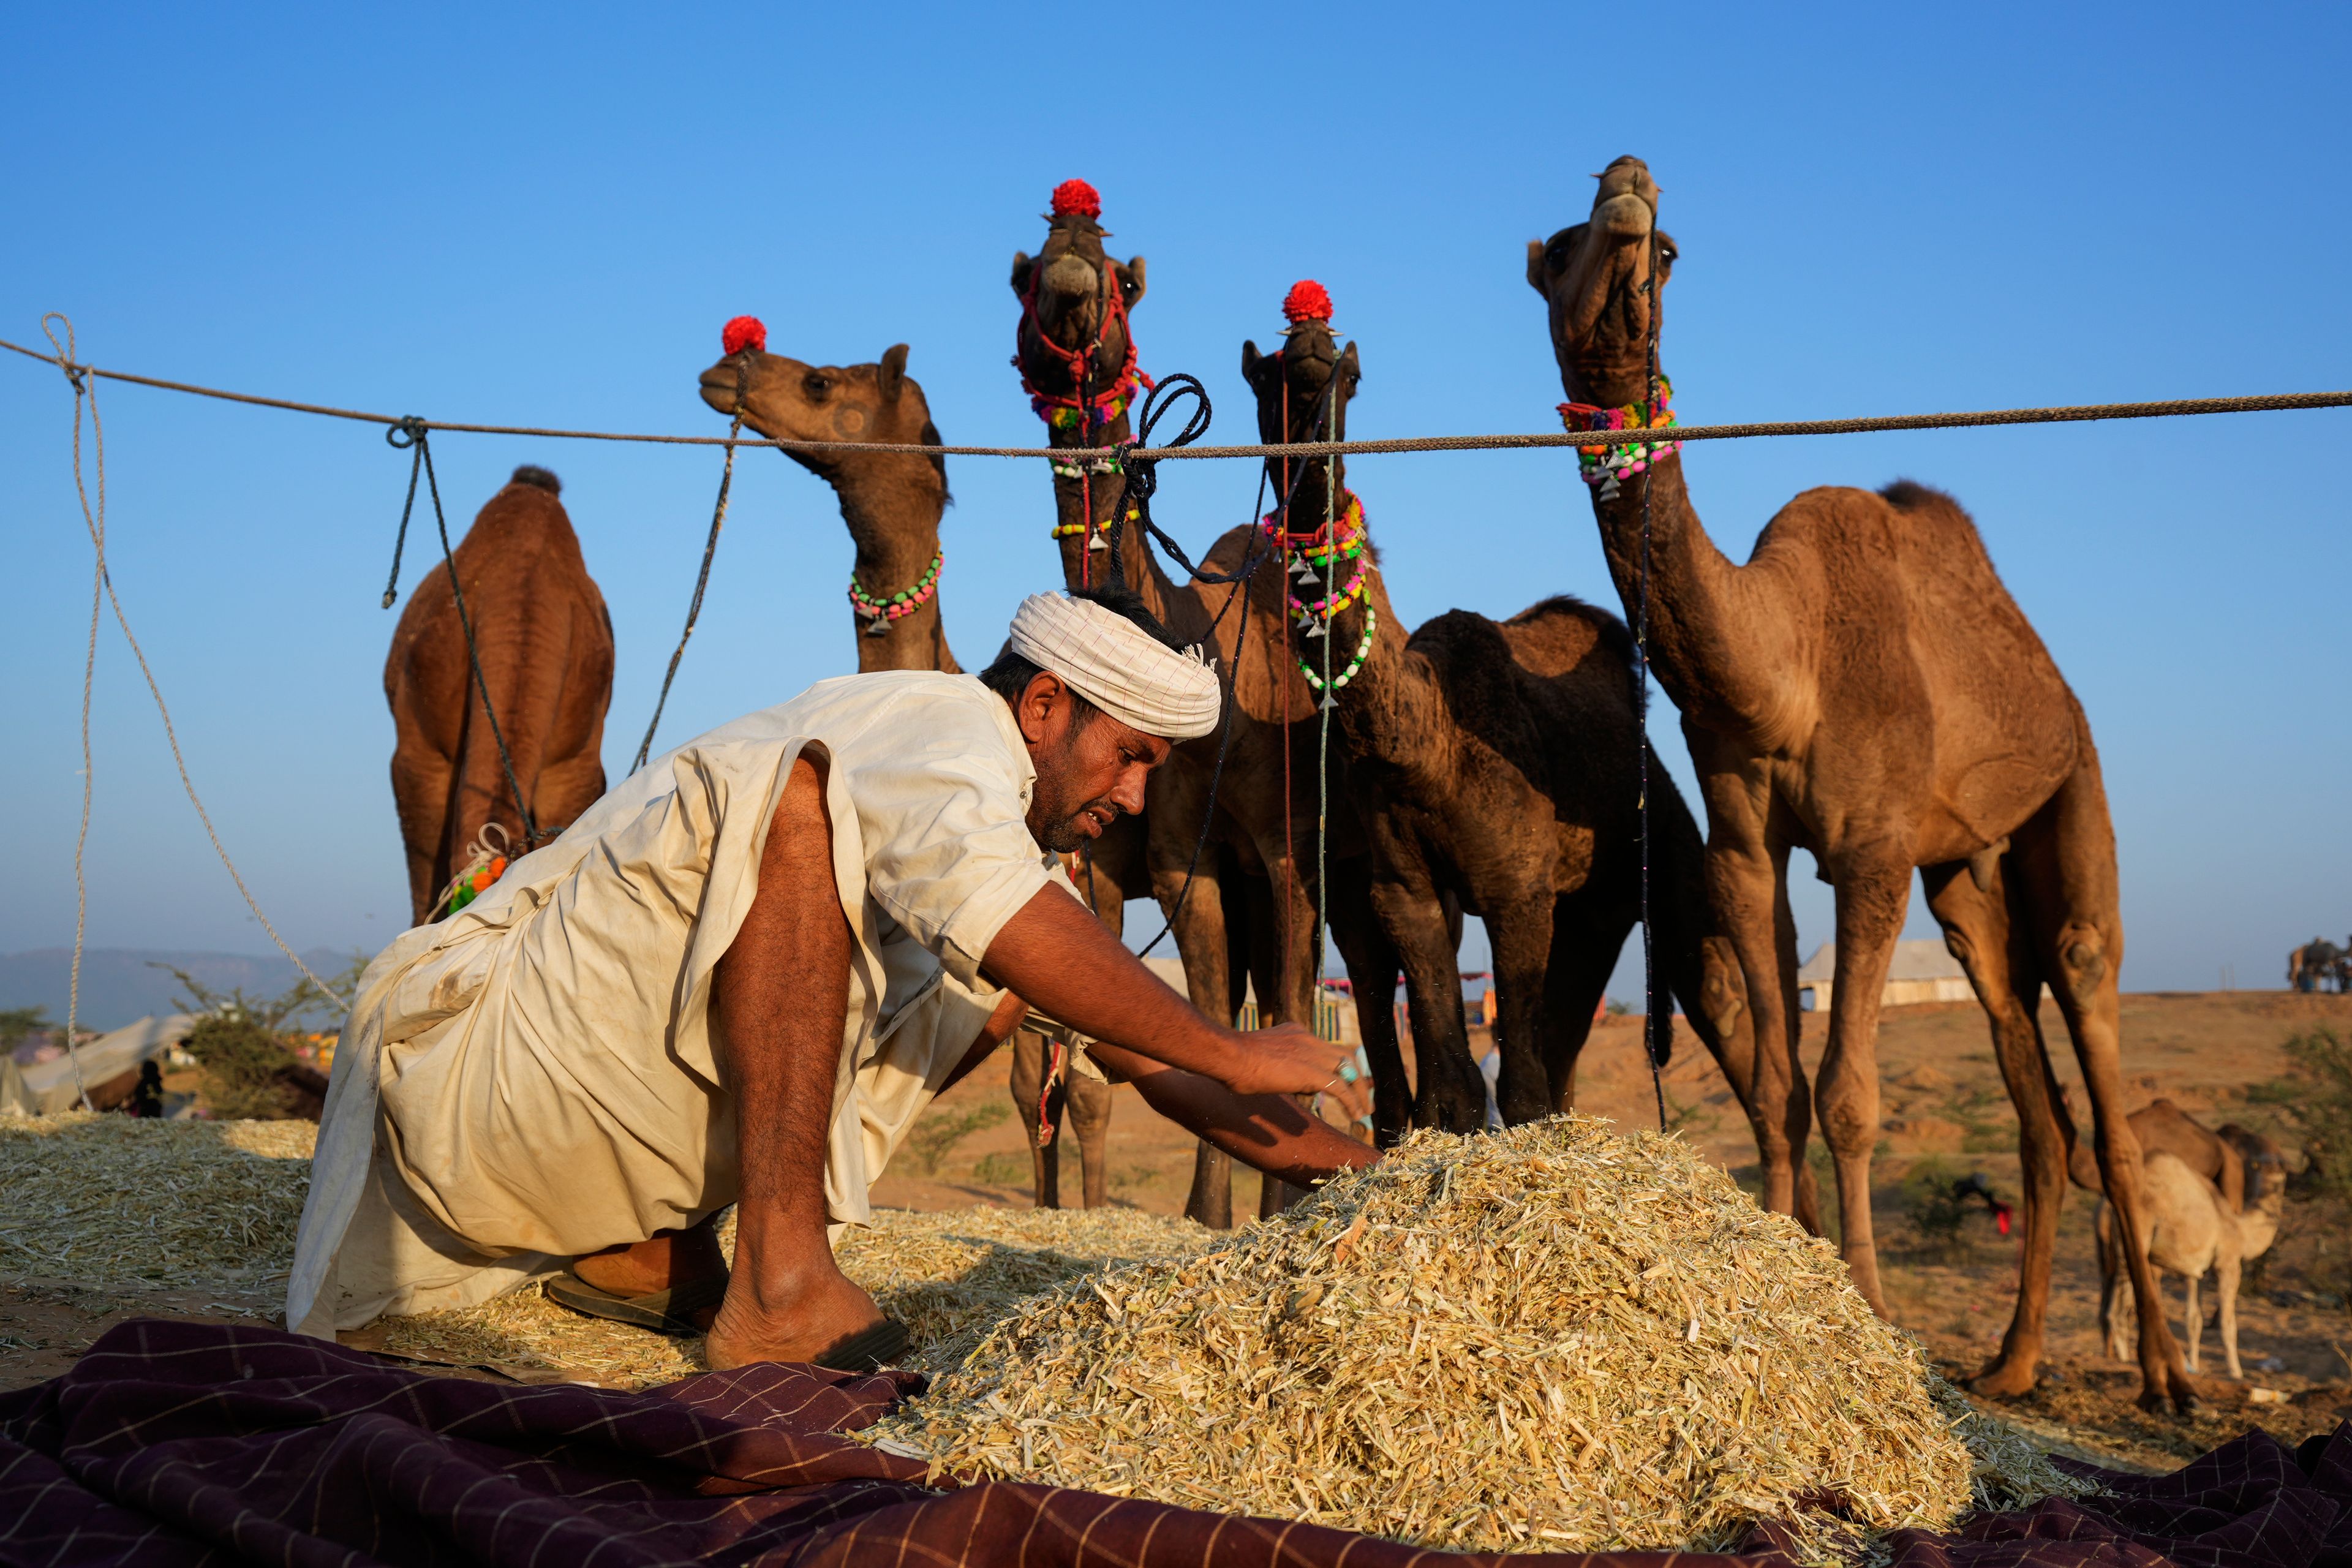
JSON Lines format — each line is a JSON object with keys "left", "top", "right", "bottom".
{"left": 722, "top": 315, "right": 767, "bottom": 356}
{"left": 1049, "top": 178, "right": 1102, "bottom": 220}
{"left": 1282, "top": 280, "right": 1334, "bottom": 325}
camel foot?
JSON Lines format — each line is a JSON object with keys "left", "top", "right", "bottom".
{"left": 704, "top": 1261, "right": 886, "bottom": 1371}
{"left": 1967, "top": 1355, "right": 2042, "bottom": 1401}
{"left": 2136, "top": 1372, "right": 2203, "bottom": 1417}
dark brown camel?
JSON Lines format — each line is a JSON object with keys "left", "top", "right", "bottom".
{"left": 1243, "top": 295, "right": 1773, "bottom": 1166}
{"left": 698, "top": 332, "right": 1111, "bottom": 1210}
{"left": 385, "top": 466, "right": 613, "bottom": 926}
{"left": 1528, "top": 156, "right": 2191, "bottom": 1411}
{"left": 1012, "top": 186, "right": 1388, "bottom": 1223}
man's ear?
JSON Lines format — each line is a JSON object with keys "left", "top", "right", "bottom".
{"left": 1116, "top": 255, "right": 1147, "bottom": 309}
{"left": 879, "top": 343, "right": 909, "bottom": 404}
{"left": 1014, "top": 669, "right": 1068, "bottom": 745}
{"left": 1011, "top": 252, "right": 1034, "bottom": 298}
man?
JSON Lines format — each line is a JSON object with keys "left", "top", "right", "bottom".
{"left": 289, "top": 589, "right": 1374, "bottom": 1369}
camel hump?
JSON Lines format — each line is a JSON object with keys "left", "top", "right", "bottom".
{"left": 1504, "top": 594, "right": 1634, "bottom": 666}
{"left": 509, "top": 466, "right": 562, "bottom": 494}
{"left": 1876, "top": 478, "right": 1956, "bottom": 514}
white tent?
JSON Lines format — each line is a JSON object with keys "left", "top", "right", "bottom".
{"left": 1795, "top": 941, "right": 1974, "bottom": 1012}
{"left": 1, "top": 1014, "right": 194, "bottom": 1117}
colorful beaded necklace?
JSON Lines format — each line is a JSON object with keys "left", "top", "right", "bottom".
{"left": 848, "top": 546, "right": 942, "bottom": 637}
{"left": 1262, "top": 490, "right": 1376, "bottom": 702}
{"left": 1557, "top": 375, "right": 1681, "bottom": 500}
{"left": 1050, "top": 502, "right": 1140, "bottom": 551}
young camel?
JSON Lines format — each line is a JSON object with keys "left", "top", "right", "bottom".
{"left": 1528, "top": 155, "right": 2191, "bottom": 1411}
{"left": 1012, "top": 184, "right": 1392, "bottom": 1220}
{"left": 1242, "top": 290, "right": 1770, "bottom": 1161}
{"left": 2098, "top": 1141, "right": 2285, "bottom": 1379}
{"left": 385, "top": 466, "right": 612, "bottom": 925}
{"left": 697, "top": 331, "right": 1110, "bottom": 1209}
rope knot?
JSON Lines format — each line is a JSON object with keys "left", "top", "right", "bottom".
{"left": 387, "top": 415, "right": 428, "bottom": 450}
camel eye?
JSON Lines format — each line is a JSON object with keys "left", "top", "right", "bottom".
{"left": 804, "top": 373, "right": 831, "bottom": 399}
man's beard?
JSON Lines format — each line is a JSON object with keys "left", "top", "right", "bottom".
{"left": 1030, "top": 734, "right": 1118, "bottom": 853}
{"left": 1035, "top": 792, "right": 1117, "bottom": 853}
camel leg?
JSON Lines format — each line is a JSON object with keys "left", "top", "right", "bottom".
{"left": 2095, "top": 1202, "right": 2130, "bottom": 1361}
{"left": 1813, "top": 849, "right": 1913, "bottom": 1317}
{"left": 1007, "top": 1028, "right": 1061, "bottom": 1208}
{"left": 1924, "top": 859, "right": 2068, "bottom": 1400}
{"left": 1697, "top": 771, "right": 1811, "bottom": 1223}
{"left": 1371, "top": 873, "right": 1485, "bottom": 1134}
{"left": 2216, "top": 1251, "right": 2242, "bottom": 1380}
{"left": 1540, "top": 896, "right": 1621, "bottom": 1114}
{"left": 2180, "top": 1271, "right": 2201, "bottom": 1373}
{"left": 1152, "top": 820, "right": 1240, "bottom": 1231}
{"left": 1487, "top": 894, "right": 1559, "bottom": 1126}
{"left": 1066, "top": 1069, "right": 1112, "bottom": 1210}
{"left": 1250, "top": 867, "right": 1310, "bottom": 1218}
{"left": 2011, "top": 758, "right": 2195, "bottom": 1412}
{"left": 1326, "top": 861, "right": 1409, "bottom": 1148}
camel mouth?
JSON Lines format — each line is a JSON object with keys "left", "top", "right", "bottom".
{"left": 697, "top": 363, "right": 742, "bottom": 415}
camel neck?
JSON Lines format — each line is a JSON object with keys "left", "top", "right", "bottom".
{"left": 1287, "top": 538, "right": 1444, "bottom": 782}
{"left": 1049, "top": 410, "right": 1152, "bottom": 598}
{"left": 1586, "top": 453, "right": 1793, "bottom": 737}
{"left": 830, "top": 459, "right": 957, "bottom": 674}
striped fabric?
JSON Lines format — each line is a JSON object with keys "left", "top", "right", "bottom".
{"left": 2, "top": 1320, "right": 2346, "bottom": 1568}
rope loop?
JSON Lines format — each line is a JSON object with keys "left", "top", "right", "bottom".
{"left": 39, "top": 313, "right": 86, "bottom": 395}
{"left": 386, "top": 415, "right": 427, "bottom": 450}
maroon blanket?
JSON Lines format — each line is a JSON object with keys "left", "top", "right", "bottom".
{"left": 0, "top": 1321, "right": 2343, "bottom": 1567}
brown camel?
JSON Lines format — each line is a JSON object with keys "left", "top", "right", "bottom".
{"left": 698, "top": 331, "right": 1112, "bottom": 1210}
{"left": 1242, "top": 292, "right": 1773, "bottom": 1163}
{"left": 385, "top": 466, "right": 614, "bottom": 926}
{"left": 1527, "top": 156, "right": 2192, "bottom": 1411}
{"left": 1012, "top": 185, "right": 1389, "bottom": 1223}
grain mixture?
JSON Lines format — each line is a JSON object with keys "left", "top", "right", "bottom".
{"left": 872, "top": 1118, "right": 2089, "bottom": 1558}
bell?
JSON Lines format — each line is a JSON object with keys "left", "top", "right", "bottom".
{"left": 1296, "top": 568, "right": 1321, "bottom": 587}
{"left": 1319, "top": 691, "right": 1339, "bottom": 711}
{"left": 1088, "top": 532, "right": 1109, "bottom": 551}
{"left": 864, "top": 616, "right": 889, "bottom": 637}
{"left": 1304, "top": 620, "right": 1326, "bottom": 639}
{"left": 1598, "top": 475, "right": 1622, "bottom": 501}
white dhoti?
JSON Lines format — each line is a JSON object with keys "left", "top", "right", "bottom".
{"left": 287, "top": 673, "right": 1072, "bottom": 1338}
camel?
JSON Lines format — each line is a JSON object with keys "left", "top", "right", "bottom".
{"left": 698, "top": 327, "right": 1111, "bottom": 1210}
{"left": 2066, "top": 1094, "right": 2277, "bottom": 1214}
{"left": 2097, "top": 1128, "right": 2286, "bottom": 1379}
{"left": 1012, "top": 183, "right": 1393, "bottom": 1223}
{"left": 1243, "top": 287, "right": 1773, "bottom": 1166}
{"left": 385, "top": 466, "right": 612, "bottom": 927}
{"left": 1528, "top": 156, "right": 2193, "bottom": 1412}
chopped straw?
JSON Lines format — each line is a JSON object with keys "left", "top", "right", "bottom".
{"left": 871, "top": 1118, "right": 2097, "bottom": 1561}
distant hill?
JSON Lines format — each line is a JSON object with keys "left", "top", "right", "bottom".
{"left": 0, "top": 948, "right": 365, "bottom": 1030}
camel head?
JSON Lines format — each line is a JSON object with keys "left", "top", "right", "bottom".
{"left": 1240, "top": 281, "right": 1360, "bottom": 521}
{"left": 1011, "top": 179, "right": 1147, "bottom": 435}
{"left": 1526, "top": 155, "right": 1678, "bottom": 409}
{"left": 698, "top": 325, "right": 946, "bottom": 498}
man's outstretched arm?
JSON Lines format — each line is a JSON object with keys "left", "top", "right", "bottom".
{"left": 980, "top": 882, "right": 1373, "bottom": 1127}
{"left": 1085, "top": 1040, "right": 1378, "bottom": 1188}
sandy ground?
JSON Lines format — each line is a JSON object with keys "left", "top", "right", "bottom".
{"left": 6, "top": 991, "right": 2349, "bottom": 1471}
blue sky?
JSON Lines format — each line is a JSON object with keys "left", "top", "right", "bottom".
{"left": 2, "top": 2, "right": 2346, "bottom": 1005}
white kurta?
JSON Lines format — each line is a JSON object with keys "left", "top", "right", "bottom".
{"left": 287, "top": 672, "right": 1073, "bottom": 1338}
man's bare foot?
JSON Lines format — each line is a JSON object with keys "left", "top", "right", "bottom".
{"left": 571, "top": 1221, "right": 728, "bottom": 1324}
{"left": 704, "top": 1258, "right": 886, "bottom": 1370}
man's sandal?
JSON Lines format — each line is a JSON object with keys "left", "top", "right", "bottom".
{"left": 545, "top": 1272, "right": 729, "bottom": 1337}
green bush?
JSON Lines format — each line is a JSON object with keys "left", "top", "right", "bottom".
{"left": 971, "top": 1150, "right": 1031, "bottom": 1186}
{"left": 1899, "top": 1156, "right": 1971, "bottom": 1260}
{"left": 903, "top": 1099, "right": 1009, "bottom": 1177}
{"left": 2247, "top": 1027, "right": 2352, "bottom": 1300}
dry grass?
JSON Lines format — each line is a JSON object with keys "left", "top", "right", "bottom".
{"left": 0, "top": 1113, "right": 314, "bottom": 1289}
{"left": 870, "top": 1118, "right": 2094, "bottom": 1561}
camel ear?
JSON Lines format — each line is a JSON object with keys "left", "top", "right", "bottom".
{"left": 1011, "top": 251, "right": 1034, "bottom": 297}
{"left": 878, "top": 344, "right": 909, "bottom": 404}
{"left": 1241, "top": 339, "right": 1264, "bottom": 387}
{"left": 1117, "top": 255, "right": 1147, "bottom": 309}
{"left": 1341, "top": 341, "right": 1362, "bottom": 388}
{"left": 1526, "top": 238, "right": 1551, "bottom": 296}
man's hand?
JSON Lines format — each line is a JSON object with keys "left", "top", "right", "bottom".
{"left": 1219, "top": 1020, "right": 1371, "bottom": 1128}
{"left": 981, "top": 884, "right": 1372, "bottom": 1131}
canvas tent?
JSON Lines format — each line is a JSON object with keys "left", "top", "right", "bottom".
{"left": 1, "top": 1014, "right": 194, "bottom": 1116}
{"left": 1796, "top": 941, "right": 1974, "bottom": 1012}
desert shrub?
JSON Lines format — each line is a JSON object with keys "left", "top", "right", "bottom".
{"left": 971, "top": 1149, "right": 1031, "bottom": 1186}
{"left": 904, "top": 1099, "right": 1009, "bottom": 1177}
{"left": 181, "top": 1012, "right": 301, "bottom": 1120}
{"left": 1900, "top": 1156, "right": 1970, "bottom": 1259}
{"left": 2247, "top": 1027, "right": 2352, "bottom": 1300}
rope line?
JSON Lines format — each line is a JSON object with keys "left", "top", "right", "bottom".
{"left": 1637, "top": 237, "right": 1668, "bottom": 1133}
{"left": 48, "top": 315, "right": 101, "bottom": 1112}
{"left": 42, "top": 314, "right": 352, "bottom": 1017}
{"left": 631, "top": 409, "right": 744, "bottom": 773}
{"left": 6, "top": 335, "right": 2343, "bottom": 460}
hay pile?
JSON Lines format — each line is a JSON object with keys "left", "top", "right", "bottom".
{"left": 0, "top": 1113, "right": 314, "bottom": 1288}
{"left": 871, "top": 1118, "right": 2090, "bottom": 1559}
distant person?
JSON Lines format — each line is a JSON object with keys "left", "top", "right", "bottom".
{"left": 126, "top": 1059, "right": 165, "bottom": 1119}
{"left": 288, "top": 588, "right": 1374, "bottom": 1370}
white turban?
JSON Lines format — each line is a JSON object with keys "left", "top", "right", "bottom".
{"left": 1006, "top": 592, "right": 1222, "bottom": 741}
